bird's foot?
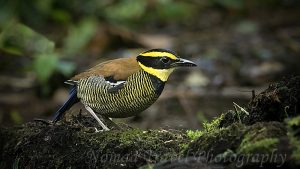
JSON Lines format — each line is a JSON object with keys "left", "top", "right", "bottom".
{"left": 94, "top": 127, "right": 100, "bottom": 133}
{"left": 34, "top": 118, "right": 52, "bottom": 125}
{"left": 94, "top": 127, "right": 110, "bottom": 133}
{"left": 100, "top": 125, "right": 110, "bottom": 131}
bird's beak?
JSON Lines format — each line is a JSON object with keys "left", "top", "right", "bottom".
{"left": 173, "top": 58, "right": 197, "bottom": 67}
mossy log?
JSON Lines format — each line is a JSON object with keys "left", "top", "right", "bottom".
{"left": 1, "top": 77, "right": 300, "bottom": 169}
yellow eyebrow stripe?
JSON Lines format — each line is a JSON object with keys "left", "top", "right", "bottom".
{"left": 140, "top": 52, "right": 177, "bottom": 60}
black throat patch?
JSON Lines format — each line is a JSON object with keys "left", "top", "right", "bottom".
{"left": 147, "top": 73, "right": 166, "bottom": 95}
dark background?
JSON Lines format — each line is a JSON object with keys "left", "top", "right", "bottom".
{"left": 0, "top": 0, "right": 299, "bottom": 129}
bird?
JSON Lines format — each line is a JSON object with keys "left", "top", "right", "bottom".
{"left": 52, "top": 49, "right": 196, "bottom": 131}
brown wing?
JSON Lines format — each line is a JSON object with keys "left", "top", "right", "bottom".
{"left": 71, "top": 56, "right": 140, "bottom": 81}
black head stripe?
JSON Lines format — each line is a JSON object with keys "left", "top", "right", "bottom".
{"left": 137, "top": 55, "right": 176, "bottom": 69}
{"left": 142, "top": 48, "right": 178, "bottom": 56}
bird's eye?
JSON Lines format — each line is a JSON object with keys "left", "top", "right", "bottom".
{"left": 161, "top": 57, "right": 170, "bottom": 64}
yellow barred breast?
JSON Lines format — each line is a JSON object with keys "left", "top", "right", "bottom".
{"left": 77, "top": 70, "right": 159, "bottom": 118}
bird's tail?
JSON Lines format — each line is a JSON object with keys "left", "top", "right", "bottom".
{"left": 52, "top": 86, "right": 79, "bottom": 123}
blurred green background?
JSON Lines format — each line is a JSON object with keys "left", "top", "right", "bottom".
{"left": 0, "top": 0, "right": 299, "bottom": 129}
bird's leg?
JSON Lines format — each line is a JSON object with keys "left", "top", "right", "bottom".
{"left": 102, "top": 116, "right": 121, "bottom": 130}
{"left": 84, "top": 105, "right": 110, "bottom": 131}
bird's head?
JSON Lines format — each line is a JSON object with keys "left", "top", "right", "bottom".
{"left": 136, "top": 49, "right": 197, "bottom": 82}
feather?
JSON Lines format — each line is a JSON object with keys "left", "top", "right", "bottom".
{"left": 71, "top": 56, "right": 140, "bottom": 82}
{"left": 64, "top": 80, "right": 77, "bottom": 85}
{"left": 107, "top": 81, "right": 126, "bottom": 93}
{"left": 52, "top": 86, "right": 79, "bottom": 123}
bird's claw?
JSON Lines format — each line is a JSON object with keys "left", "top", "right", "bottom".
{"left": 94, "top": 127, "right": 110, "bottom": 133}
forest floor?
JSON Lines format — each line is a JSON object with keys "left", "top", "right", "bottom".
{"left": 1, "top": 76, "right": 299, "bottom": 169}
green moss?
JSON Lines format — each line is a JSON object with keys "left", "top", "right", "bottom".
{"left": 0, "top": 122, "right": 189, "bottom": 169}
{"left": 179, "top": 130, "right": 204, "bottom": 153}
{"left": 287, "top": 115, "right": 300, "bottom": 128}
{"left": 237, "top": 121, "right": 286, "bottom": 156}
{"left": 286, "top": 115, "right": 300, "bottom": 165}
{"left": 238, "top": 138, "right": 279, "bottom": 154}
{"left": 290, "top": 137, "right": 300, "bottom": 164}
{"left": 139, "top": 164, "right": 153, "bottom": 169}
{"left": 181, "top": 113, "right": 228, "bottom": 155}
{"left": 185, "top": 123, "right": 246, "bottom": 157}
{"left": 186, "top": 130, "right": 204, "bottom": 141}
{"left": 214, "top": 149, "right": 236, "bottom": 162}
{"left": 80, "top": 128, "right": 187, "bottom": 155}
{"left": 203, "top": 113, "right": 225, "bottom": 132}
